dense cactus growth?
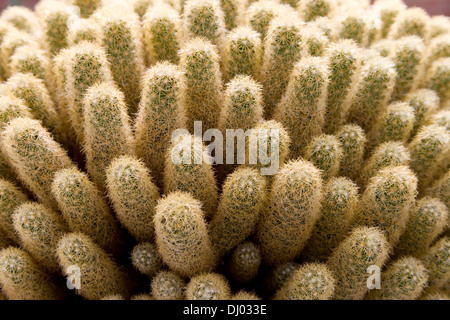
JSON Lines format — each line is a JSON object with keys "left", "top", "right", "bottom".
{"left": 0, "top": 179, "right": 28, "bottom": 243}
{"left": 227, "top": 241, "right": 261, "bottom": 283}
{"left": 185, "top": 273, "right": 231, "bottom": 300}
{"left": 421, "top": 237, "right": 450, "bottom": 290}
{"left": 336, "top": 124, "right": 366, "bottom": 180}
{"left": 131, "top": 242, "right": 163, "bottom": 278}
{"left": 151, "top": 270, "right": 186, "bottom": 300}
{"left": 304, "top": 134, "right": 343, "bottom": 180}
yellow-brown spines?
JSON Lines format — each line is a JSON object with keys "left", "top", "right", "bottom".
{"left": 151, "top": 270, "right": 186, "bottom": 300}
{"left": 421, "top": 236, "right": 450, "bottom": 290}
{"left": 227, "top": 241, "right": 261, "bottom": 283}
{"left": 336, "top": 124, "right": 366, "bottom": 180}
{"left": 0, "top": 179, "right": 28, "bottom": 243}
{"left": 131, "top": 242, "right": 163, "bottom": 278}
{"left": 304, "top": 134, "right": 343, "bottom": 180}
{"left": 185, "top": 273, "right": 231, "bottom": 300}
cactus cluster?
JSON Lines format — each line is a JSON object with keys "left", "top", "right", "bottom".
{"left": 0, "top": 0, "right": 449, "bottom": 300}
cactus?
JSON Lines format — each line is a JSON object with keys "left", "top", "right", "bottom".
{"left": 337, "top": 11, "right": 369, "bottom": 46}
{"left": 142, "top": 3, "right": 182, "bottom": 65}
{"left": 83, "top": 82, "right": 135, "bottom": 190}
{"left": 1, "top": 118, "right": 74, "bottom": 210}
{"left": 388, "top": 7, "right": 429, "bottom": 40}
{"left": 227, "top": 241, "right": 261, "bottom": 283}
{"left": 366, "top": 257, "right": 428, "bottom": 300}
{"left": 427, "top": 16, "right": 450, "bottom": 40}
{"left": 245, "top": 0, "right": 282, "bottom": 40}
{"left": 9, "top": 46, "right": 52, "bottom": 89}
{"left": 274, "top": 263, "right": 335, "bottom": 300}
{"left": 301, "top": 24, "right": 329, "bottom": 57}
{"left": 323, "top": 39, "right": 361, "bottom": 133}
{"left": 51, "top": 167, "right": 123, "bottom": 254}
{"left": 179, "top": 37, "right": 223, "bottom": 132}
{"left": 12, "top": 202, "right": 67, "bottom": 273}
{"left": 256, "top": 159, "right": 323, "bottom": 265}
{"left": 0, "top": 247, "right": 60, "bottom": 300}
{"left": 421, "top": 34, "right": 450, "bottom": 76}
{"left": 154, "top": 191, "right": 215, "bottom": 277}
{"left": 346, "top": 55, "right": 397, "bottom": 133}
{"left": 326, "top": 227, "right": 390, "bottom": 300}
{"left": 57, "top": 233, "right": 129, "bottom": 300}
{"left": 131, "top": 242, "right": 163, "bottom": 278}
{"left": 220, "top": 0, "right": 243, "bottom": 30}
{"left": 420, "top": 289, "right": 450, "bottom": 300}
{"left": 263, "top": 262, "right": 299, "bottom": 294}
{"left": 408, "top": 125, "right": 450, "bottom": 191}
{"left": 232, "top": 291, "right": 260, "bottom": 300}
{"left": 222, "top": 26, "right": 262, "bottom": 81}
{"left": 96, "top": 8, "right": 145, "bottom": 112}
{"left": 273, "top": 56, "right": 329, "bottom": 158}
{"left": 0, "top": 95, "right": 32, "bottom": 130}
{"left": 100, "top": 294, "right": 124, "bottom": 300}
{"left": 0, "top": 179, "right": 28, "bottom": 243}
{"left": 302, "top": 177, "right": 359, "bottom": 262}
{"left": 72, "top": 0, "right": 101, "bottom": 18}
{"left": 304, "top": 134, "right": 343, "bottom": 180}
{"left": 424, "top": 57, "right": 450, "bottom": 106}
{"left": 131, "top": 293, "right": 153, "bottom": 300}
{"left": 151, "top": 270, "right": 186, "bottom": 300}
{"left": 297, "top": 0, "right": 332, "bottom": 22}
{"left": 427, "top": 109, "right": 450, "bottom": 132}
{"left": 356, "top": 166, "right": 417, "bottom": 246}
{"left": 260, "top": 15, "right": 303, "bottom": 117}
{"left": 360, "top": 141, "right": 410, "bottom": 186}
{"left": 373, "top": 0, "right": 406, "bottom": 39}
{"left": 307, "top": 16, "right": 338, "bottom": 41}
{"left": 210, "top": 167, "right": 266, "bottom": 256}
{"left": 132, "top": 0, "right": 153, "bottom": 19}
{"left": 421, "top": 236, "right": 450, "bottom": 290}
{"left": 164, "top": 134, "right": 218, "bottom": 219}
{"left": 406, "top": 89, "right": 440, "bottom": 137}
{"left": 336, "top": 124, "right": 366, "bottom": 180}
{"left": 370, "top": 39, "right": 395, "bottom": 57}
{"left": 106, "top": 156, "right": 160, "bottom": 242}
{"left": 0, "top": 20, "right": 15, "bottom": 81}
{"left": 67, "top": 17, "right": 101, "bottom": 45}
{"left": 396, "top": 197, "right": 448, "bottom": 258}
{"left": 185, "top": 273, "right": 231, "bottom": 300}
{"left": 0, "top": 29, "right": 37, "bottom": 79}
{"left": 368, "top": 101, "right": 415, "bottom": 149}
{"left": 0, "top": 6, "right": 40, "bottom": 36}
{"left": 426, "top": 170, "right": 450, "bottom": 209}
{"left": 134, "top": 62, "right": 187, "bottom": 185}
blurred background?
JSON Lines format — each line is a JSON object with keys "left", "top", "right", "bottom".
{"left": 0, "top": 0, "right": 449, "bottom": 17}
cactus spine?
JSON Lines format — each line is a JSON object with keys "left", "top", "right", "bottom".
{"left": 0, "top": 180, "right": 28, "bottom": 243}
{"left": 301, "top": 24, "right": 329, "bottom": 57}
{"left": 406, "top": 89, "right": 440, "bottom": 137}
{"left": 304, "top": 134, "right": 343, "bottom": 180}
{"left": 336, "top": 124, "right": 366, "bottom": 180}
{"left": 154, "top": 192, "right": 215, "bottom": 277}
{"left": 232, "top": 291, "right": 260, "bottom": 300}
{"left": 185, "top": 273, "right": 231, "bottom": 300}
{"left": 263, "top": 262, "right": 299, "bottom": 294}
{"left": 421, "top": 237, "right": 450, "bottom": 290}
{"left": 297, "top": 0, "right": 332, "bottom": 22}
{"left": 151, "top": 270, "right": 186, "bottom": 300}
{"left": 131, "top": 242, "right": 163, "bottom": 278}
{"left": 245, "top": 0, "right": 281, "bottom": 41}
{"left": 0, "top": 30, "right": 37, "bottom": 79}
{"left": 73, "top": 0, "right": 101, "bottom": 18}
{"left": 373, "top": 0, "right": 406, "bottom": 39}
{"left": 427, "top": 109, "right": 450, "bottom": 132}
{"left": 337, "top": 11, "right": 369, "bottom": 46}
{"left": 388, "top": 7, "right": 429, "bottom": 39}
{"left": 0, "top": 6, "right": 40, "bottom": 36}
{"left": 424, "top": 57, "right": 450, "bottom": 106}
{"left": 67, "top": 17, "right": 101, "bottom": 45}
{"left": 227, "top": 241, "right": 261, "bottom": 283}
{"left": 426, "top": 170, "right": 450, "bottom": 209}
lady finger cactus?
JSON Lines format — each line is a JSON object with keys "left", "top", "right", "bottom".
{"left": 154, "top": 192, "right": 215, "bottom": 277}
{"left": 424, "top": 58, "right": 450, "bottom": 106}
{"left": 220, "top": 0, "right": 243, "bottom": 30}
{"left": 421, "top": 237, "right": 450, "bottom": 290}
{"left": 185, "top": 273, "right": 231, "bottom": 300}
{"left": 273, "top": 56, "right": 329, "bottom": 158}
{"left": 301, "top": 24, "right": 329, "bottom": 57}
{"left": 427, "top": 109, "right": 450, "bottom": 132}
{"left": 426, "top": 170, "right": 450, "bottom": 209}
{"left": 0, "top": 180, "right": 28, "bottom": 244}
{"left": 396, "top": 197, "right": 448, "bottom": 258}
{"left": 0, "top": 6, "right": 40, "bottom": 36}
{"left": 57, "top": 233, "right": 129, "bottom": 300}
{"left": 67, "top": 17, "right": 101, "bottom": 45}
{"left": 302, "top": 177, "right": 359, "bottom": 262}
{"left": 366, "top": 257, "right": 428, "bottom": 300}
{"left": 1, "top": 118, "right": 74, "bottom": 210}
{"left": 134, "top": 62, "right": 187, "bottom": 185}
{"left": 427, "top": 16, "right": 450, "bottom": 40}
{"left": 406, "top": 89, "right": 440, "bottom": 138}
{"left": 151, "top": 270, "right": 186, "bottom": 300}
{"left": 297, "top": 0, "right": 333, "bottom": 22}
{"left": 388, "top": 7, "right": 429, "bottom": 40}
{"left": 337, "top": 11, "right": 369, "bottom": 47}
{"left": 227, "top": 241, "right": 261, "bottom": 283}
{"left": 0, "top": 29, "right": 37, "bottom": 79}
{"left": 131, "top": 242, "right": 163, "bottom": 278}
{"left": 72, "top": 0, "right": 101, "bottom": 18}
{"left": 256, "top": 159, "right": 323, "bottom": 265}
{"left": 245, "top": 0, "right": 281, "bottom": 41}
{"left": 373, "top": 0, "right": 406, "bottom": 39}
{"left": 9, "top": 46, "right": 52, "bottom": 89}
{"left": 326, "top": 227, "right": 390, "bottom": 300}
{"left": 421, "top": 35, "right": 450, "bottom": 77}
{"left": 274, "top": 263, "right": 335, "bottom": 300}
{"left": 304, "top": 134, "right": 343, "bottom": 180}
{"left": 106, "top": 156, "right": 160, "bottom": 242}
{"left": 12, "top": 202, "right": 67, "bottom": 273}
{"left": 336, "top": 124, "right": 366, "bottom": 180}
{"left": 232, "top": 291, "right": 260, "bottom": 300}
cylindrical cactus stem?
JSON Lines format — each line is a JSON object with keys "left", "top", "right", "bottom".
{"left": 396, "top": 197, "right": 448, "bottom": 258}
{"left": 245, "top": 0, "right": 283, "bottom": 41}
{"left": 0, "top": 95, "right": 32, "bottom": 129}
{"left": 420, "top": 35, "right": 450, "bottom": 78}
{"left": 232, "top": 291, "right": 261, "bottom": 300}
{"left": 135, "top": 62, "right": 187, "bottom": 186}
{"left": 304, "top": 134, "right": 343, "bottom": 180}
{"left": 366, "top": 257, "right": 428, "bottom": 300}
{"left": 326, "top": 226, "right": 390, "bottom": 300}
{"left": 154, "top": 192, "right": 215, "bottom": 277}
{"left": 96, "top": 8, "right": 145, "bottom": 112}
{"left": 336, "top": 124, "right": 366, "bottom": 180}
{"left": 389, "top": 36, "right": 425, "bottom": 101}
{"left": 0, "top": 29, "right": 37, "bottom": 79}
{"left": 0, "top": 21, "right": 15, "bottom": 81}
{"left": 83, "top": 82, "right": 135, "bottom": 190}
{"left": 427, "top": 109, "right": 450, "bottom": 132}
{"left": 151, "top": 270, "right": 186, "bottom": 300}
{"left": 35, "top": 0, "right": 79, "bottom": 55}
{"left": 370, "top": 39, "right": 395, "bottom": 57}
{"left": 131, "top": 242, "right": 163, "bottom": 278}
{"left": 274, "top": 263, "right": 335, "bottom": 300}
{"left": 337, "top": 11, "right": 369, "bottom": 46}
{"left": 427, "top": 16, "right": 450, "bottom": 40}
{"left": 179, "top": 37, "right": 223, "bottom": 132}
{"left": 260, "top": 15, "right": 303, "bottom": 117}
{"left": 256, "top": 159, "right": 323, "bottom": 265}
{"left": 307, "top": 16, "right": 338, "bottom": 42}
{"left": 9, "top": 45, "right": 52, "bottom": 87}
{"left": 408, "top": 125, "right": 450, "bottom": 191}
{"left": 373, "top": 0, "right": 406, "bottom": 39}
{"left": 57, "top": 233, "right": 129, "bottom": 300}
{"left": 406, "top": 89, "right": 440, "bottom": 138}
{"left": 106, "top": 156, "right": 160, "bottom": 242}
{"left": 132, "top": 0, "right": 153, "bottom": 19}
{"left": 67, "top": 17, "right": 101, "bottom": 45}
{"left": 346, "top": 55, "right": 397, "bottom": 133}
{"left": 426, "top": 169, "right": 450, "bottom": 209}
{"left": 388, "top": 7, "right": 429, "bottom": 40}
{"left": 356, "top": 165, "right": 418, "bottom": 246}
{"left": 142, "top": 3, "right": 182, "bottom": 66}
{"left": 222, "top": 26, "right": 262, "bottom": 81}
{"left": 1, "top": 118, "right": 74, "bottom": 210}
{"left": 51, "top": 167, "right": 123, "bottom": 254}
{"left": 210, "top": 167, "right": 266, "bottom": 257}
{"left": 421, "top": 236, "right": 450, "bottom": 290}
{"left": 227, "top": 241, "right": 261, "bottom": 283}
{"left": 424, "top": 57, "right": 450, "bottom": 106}
{"left": 323, "top": 39, "right": 361, "bottom": 133}
{"left": 297, "top": 0, "right": 333, "bottom": 22}
{"left": 64, "top": 41, "right": 113, "bottom": 140}
{"left": 221, "top": 0, "right": 244, "bottom": 30}
{"left": 273, "top": 56, "right": 329, "bottom": 158}
{"left": 185, "top": 273, "right": 231, "bottom": 300}
{"left": 12, "top": 202, "right": 67, "bottom": 273}
{"left": 367, "top": 102, "right": 415, "bottom": 149}
{"left": 72, "top": 0, "right": 101, "bottom": 18}
{"left": 0, "top": 247, "right": 61, "bottom": 300}
{"left": 420, "top": 289, "right": 450, "bottom": 300}
{"left": 0, "top": 179, "right": 28, "bottom": 244}
{"left": 182, "top": 0, "right": 227, "bottom": 52}
{"left": 0, "top": 6, "right": 40, "bottom": 36}
{"left": 302, "top": 177, "right": 359, "bottom": 262}
{"left": 131, "top": 293, "right": 153, "bottom": 300}
{"left": 263, "top": 262, "right": 300, "bottom": 295}
{"left": 300, "top": 24, "right": 329, "bottom": 57}
{"left": 360, "top": 141, "right": 410, "bottom": 187}
{"left": 164, "top": 134, "right": 218, "bottom": 219}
